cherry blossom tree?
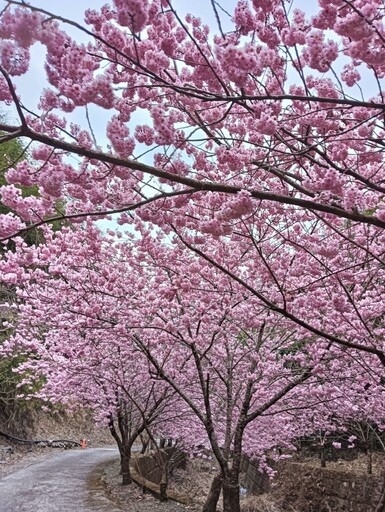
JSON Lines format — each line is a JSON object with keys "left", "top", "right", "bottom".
{"left": 4, "top": 225, "right": 384, "bottom": 511}
{"left": 2, "top": 225, "right": 180, "bottom": 485}
{"left": 0, "top": 0, "right": 383, "bottom": 360}
{"left": 1, "top": 1, "right": 385, "bottom": 509}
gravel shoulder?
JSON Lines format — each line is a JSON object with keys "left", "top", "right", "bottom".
{"left": 100, "top": 457, "right": 283, "bottom": 512}
{"left": 101, "top": 459, "right": 201, "bottom": 512}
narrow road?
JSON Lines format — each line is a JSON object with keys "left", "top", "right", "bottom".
{"left": 0, "top": 448, "right": 121, "bottom": 512}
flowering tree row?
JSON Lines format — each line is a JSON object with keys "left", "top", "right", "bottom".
{"left": 2, "top": 224, "right": 384, "bottom": 511}
{"left": 0, "top": 1, "right": 385, "bottom": 510}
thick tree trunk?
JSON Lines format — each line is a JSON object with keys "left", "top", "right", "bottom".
{"left": 121, "top": 453, "right": 132, "bottom": 485}
{"left": 202, "top": 473, "right": 222, "bottom": 512}
{"left": 222, "top": 481, "right": 240, "bottom": 512}
{"left": 108, "top": 416, "right": 132, "bottom": 485}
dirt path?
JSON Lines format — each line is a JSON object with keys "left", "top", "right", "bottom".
{"left": 0, "top": 448, "right": 121, "bottom": 512}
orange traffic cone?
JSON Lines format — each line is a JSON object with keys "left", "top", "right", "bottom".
{"left": 81, "top": 438, "right": 86, "bottom": 449}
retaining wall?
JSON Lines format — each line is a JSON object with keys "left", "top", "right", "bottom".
{"left": 242, "top": 456, "right": 384, "bottom": 512}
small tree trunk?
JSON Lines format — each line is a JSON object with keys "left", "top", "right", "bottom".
{"left": 320, "top": 448, "right": 326, "bottom": 468}
{"left": 203, "top": 473, "right": 222, "bottom": 512}
{"left": 159, "top": 438, "right": 166, "bottom": 448}
{"left": 140, "top": 436, "right": 149, "bottom": 454}
{"left": 222, "top": 481, "right": 240, "bottom": 512}
{"left": 368, "top": 450, "right": 373, "bottom": 475}
{"left": 159, "top": 467, "right": 168, "bottom": 501}
{"left": 159, "top": 482, "right": 168, "bottom": 501}
{"left": 121, "top": 453, "right": 132, "bottom": 485}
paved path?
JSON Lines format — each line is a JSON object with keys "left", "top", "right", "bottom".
{"left": 0, "top": 448, "right": 121, "bottom": 512}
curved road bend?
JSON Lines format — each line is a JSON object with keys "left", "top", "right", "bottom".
{"left": 0, "top": 448, "right": 121, "bottom": 512}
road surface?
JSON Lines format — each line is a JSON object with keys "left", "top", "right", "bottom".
{"left": 0, "top": 448, "right": 121, "bottom": 512}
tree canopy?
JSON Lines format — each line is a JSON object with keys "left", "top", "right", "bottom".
{"left": 0, "top": 1, "right": 385, "bottom": 510}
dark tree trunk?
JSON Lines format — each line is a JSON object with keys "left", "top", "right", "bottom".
{"left": 368, "top": 450, "right": 373, "bottom": 475}
{"left": 202, "top": 473, "right": 222, "bottom": 512}
{"left": 320, "top": 448, "right": 326, "bottom": 468}
{"left": 159, "top": 438, "right": 166, "bottom": 448}
{"left": 222, "top": 481, "right": 240, "bottom": 512}
{"left": 159, "top": 467, "right": 168, "bottom": 501}
{"left": 159, "top": 482, "right": 168, "bottom": 501}
{"left": 121, "top": 452, "right": 132, "bottom": 485}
